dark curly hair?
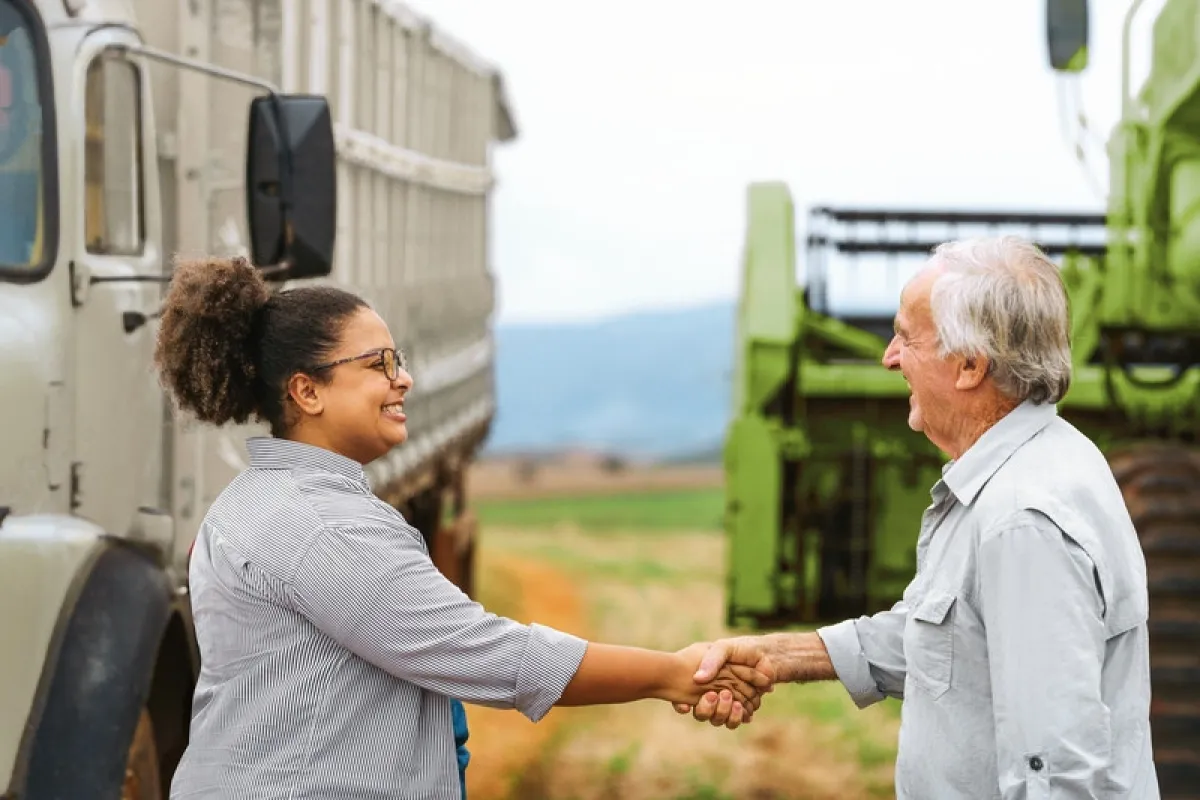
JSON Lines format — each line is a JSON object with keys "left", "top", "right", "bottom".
{"left": 153, "top": 255, "right": 367, "bottom": 436}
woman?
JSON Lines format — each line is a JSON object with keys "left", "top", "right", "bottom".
{"left": 156, "top": 256, "right": 771, "bottom": 799}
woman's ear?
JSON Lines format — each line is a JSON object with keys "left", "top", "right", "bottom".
{"left": 286, "top": 373, "right": 325, "bottom": 417}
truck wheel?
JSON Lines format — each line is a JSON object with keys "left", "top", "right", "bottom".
{"left": 1109, "top": 442, "right": 1200, "bottom": 798}
{"left": 121, "top": 708, "right": 161, "bottom": 800}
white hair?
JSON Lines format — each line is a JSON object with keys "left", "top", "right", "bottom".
{"left": 925, "top": 235, "right": 1072, "bottom": 405}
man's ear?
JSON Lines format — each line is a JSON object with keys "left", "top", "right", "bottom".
{"left": 286, "top": 373, "right": 325, "bottom": 417}
{"left": 956, "top": 354, "right": 989, "bottom": 391}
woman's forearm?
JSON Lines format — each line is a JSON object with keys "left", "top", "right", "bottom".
{"left": 555, "top": 643, "right": 690, "bottom": 706}
{"left": 555, "top": 642, "right": 763, "bottom": 707}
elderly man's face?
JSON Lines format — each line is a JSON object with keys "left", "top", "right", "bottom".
{"left": 882, "top": 265, "right": 962, "bottom": 445}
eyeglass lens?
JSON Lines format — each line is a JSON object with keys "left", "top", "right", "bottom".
{"left": 383, "top": 348, "right": 408, "bottom": 380}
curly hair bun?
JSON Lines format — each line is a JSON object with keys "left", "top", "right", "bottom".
{"left": 154, "top": 255, "right": 272, "bottom": 426}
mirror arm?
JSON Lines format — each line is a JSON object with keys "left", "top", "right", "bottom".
{"left": 89, "top": 274, "right": 173, "bottom": 284}
{"left": 102, "top": 44, "right": 336, "bottom": 281}
{"left": 105, "top": 42, "right": 279, "bottom": 95}
{"left": 102, "top": 43, "right": 307, "bottom": 277}
{"left": 257, "top": 262, "right": 292, "bottom": 279}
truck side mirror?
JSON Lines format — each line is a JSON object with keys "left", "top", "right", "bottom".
{"left": 1046, "top": 0, "right": 1089, "bottom": 72}
{"left": 245, "top": 94, "right": 337, "bottom": 280}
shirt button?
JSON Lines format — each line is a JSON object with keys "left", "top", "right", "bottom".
{"left": 1029, "top": 756, "right": 1044, "bottom": 772}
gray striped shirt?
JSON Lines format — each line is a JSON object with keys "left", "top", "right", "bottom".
{"left": 169, "top": 437, "right": 589, "bottom": 799}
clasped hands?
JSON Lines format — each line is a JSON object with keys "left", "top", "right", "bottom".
{"left": 669, "top": 636, "right": 775, "bottom": 730}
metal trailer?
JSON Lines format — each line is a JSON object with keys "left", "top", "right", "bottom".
{"left": 0, "top": 0, "right": 513, "bottom": 796}
{"left": 723, "top": 2, "right": 1200, "bottom": 797}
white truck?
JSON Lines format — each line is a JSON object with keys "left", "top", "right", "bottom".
{"left": 0, "top": 1, "right": 514, "bottom": 796}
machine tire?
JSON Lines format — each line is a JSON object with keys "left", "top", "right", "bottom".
{"left": 121, "top": 708, "right": 162, "bottom": 800}
{"left": 1109, "top": 442, "right": 1200, "bottom": 798}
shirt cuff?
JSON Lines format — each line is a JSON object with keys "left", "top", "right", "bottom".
{"left": 817, "top": 619, "right": 885, "bottom": 709}
{"left": 514, "top": 623, "right": 589, "bottom": 722}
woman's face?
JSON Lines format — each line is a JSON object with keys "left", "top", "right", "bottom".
{"left": 292, "top": 307, "right": 413, "bottom": 464}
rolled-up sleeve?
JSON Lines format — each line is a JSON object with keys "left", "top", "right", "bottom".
{"left": 818, "top": 600, "right": 909, "bottom": 708}
{"left": 292, "top": 522, "right": 588, "bottom": 723}
{"left": 977, "top": 509, "right": 1110, "bottom": 798}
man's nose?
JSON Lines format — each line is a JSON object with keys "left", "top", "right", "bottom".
{"left": 882, "top": 336, "right": 901, "bottom": 370}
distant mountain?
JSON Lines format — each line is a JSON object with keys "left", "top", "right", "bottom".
{"left": 485, "top": 302, "right": 736, "bottom": 461}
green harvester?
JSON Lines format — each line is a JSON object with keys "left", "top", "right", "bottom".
{"left": 723, "top": 2, "right": 1200, "bottom": 795}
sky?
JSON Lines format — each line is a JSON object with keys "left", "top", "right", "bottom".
{"left": 402, "top": 0, "right": 1165, "bottom": 325}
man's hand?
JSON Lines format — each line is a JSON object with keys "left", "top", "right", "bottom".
{"left": 672, "top": 637, "right": 776, "bottom": 729}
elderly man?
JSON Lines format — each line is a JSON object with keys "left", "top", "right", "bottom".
{"left": 680, "top": 237, "right": 1158, "bottom": 798}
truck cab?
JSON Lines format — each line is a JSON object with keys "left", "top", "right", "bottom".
{"left": 1, "top": 2, "right": 336, "bottom": 795}
{"left": 1, "top": 1, "right": 510, "bottom": 796}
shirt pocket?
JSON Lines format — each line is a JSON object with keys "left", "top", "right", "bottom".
{"left": 906, "top": 590, "right": 957, "bottom": 700}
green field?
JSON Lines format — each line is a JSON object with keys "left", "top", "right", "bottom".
{"left": 475, "top": 486, "right": 727, "bottom": 532}
{"left": 466, "top": 485, "right": 900, "bottom": 800}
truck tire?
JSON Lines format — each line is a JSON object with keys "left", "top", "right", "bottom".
{"left": 1109, "top": 442, "right": 1200, "bottom": 798}
{"left": 121, "top": 708, "right": 162, "bottom": 800}
{"left": 19, "top": 540, "right": 173, "bottom": 799}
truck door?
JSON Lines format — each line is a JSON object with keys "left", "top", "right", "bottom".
{"left": 70, "top": 30, "right": 167, "bottom": 539}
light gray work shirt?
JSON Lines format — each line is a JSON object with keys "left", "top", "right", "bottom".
{"left": 819, "top": 400, "right": 1159, "bottom": 799}
{"left": 169, "top": 437, "right": 589, "bottom": 800}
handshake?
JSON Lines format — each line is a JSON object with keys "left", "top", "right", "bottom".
{"left": 560, "top": 631, "right": 831, "bottom": 726}
{"left": 663, "top": 635, "right": 784, "bottom": 730}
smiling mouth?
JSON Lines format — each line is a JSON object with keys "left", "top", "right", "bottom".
{"left": 383, "top": 403, "right": 406, "bottom": 421}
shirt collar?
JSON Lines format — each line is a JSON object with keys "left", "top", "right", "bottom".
{"left": 941, "top": 400, "right": 1058, "bottom": 507}
{"left": 245, "top": 436, "right": 371, "bottom": 491}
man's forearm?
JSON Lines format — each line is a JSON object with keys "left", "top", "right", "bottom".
{"left": 760, "top": 632, "right": 838, "bottom": 683}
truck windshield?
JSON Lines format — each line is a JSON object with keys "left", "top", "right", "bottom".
{"left": 0, "top": 0, "right": 49, "bottom": 276}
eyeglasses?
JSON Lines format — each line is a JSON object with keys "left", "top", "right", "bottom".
{"left": 311, "top": 347, "right": 408, "bottom": 382}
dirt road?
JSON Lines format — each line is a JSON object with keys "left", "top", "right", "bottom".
{"left": 461, "top": 553, "right": 591, "bottom": 800}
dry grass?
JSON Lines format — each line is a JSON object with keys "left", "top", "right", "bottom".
{"left": 463, "top": 524, "right": 900, "bottom": 800}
